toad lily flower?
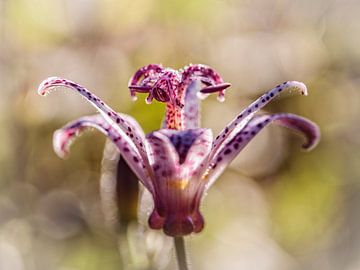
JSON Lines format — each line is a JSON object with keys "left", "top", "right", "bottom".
{"left": 38, "top": 64, "right": 320, "bottom": 237}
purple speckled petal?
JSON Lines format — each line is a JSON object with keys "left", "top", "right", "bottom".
{"left": 153, "top": 129, "right": 213, "bottom": 177}
{"left": 180, "top": 129, "right": 213, "bottom": 179}
{"left": 146, "top": 130, "right": 179, "bottom": 181}
{"left": 146, "top": 128, "right": 211, "bottom": 236}
{"left": 204, "top": 113, "right": 320, "bottom": 188}
{"left": 146, "top": 130, "right": 179, "bottom": 227}
{"left": 210, "top": 81, "right": 308, "bottom": 160}
{"left": 53, "top": 114, "right": 154, "bottom": 193}
{"left": 38, "top": 77, "right": 149, "bottom": 167}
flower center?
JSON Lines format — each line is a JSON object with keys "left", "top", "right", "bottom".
{"left": 168, "top": 178, "right": 189, "bottom": 190}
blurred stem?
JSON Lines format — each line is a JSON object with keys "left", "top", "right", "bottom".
{"left": 174, "top": 237, "right": 190, "bottom": 270}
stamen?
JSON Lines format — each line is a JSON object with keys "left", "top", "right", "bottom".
{"left": 200, "top": 83, "right": 231, "bottom": 94}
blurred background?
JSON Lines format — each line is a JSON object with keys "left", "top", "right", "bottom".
{"left": 0, "top": 0, "right": 359, "bottom": 269}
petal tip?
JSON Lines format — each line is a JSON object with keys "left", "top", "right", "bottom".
{"left": 288, "top": 81, "right": 308, "bottom": 96}
{"left": 37, "top": 77, "right": 61, "bottom": 96}
{"left": 53, "top": 130, "right": 71, "bottom": 159}
{"left": 302, "top": 126, "right": 321, "bottom": 151}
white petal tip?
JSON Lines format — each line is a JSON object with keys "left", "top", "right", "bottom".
{"left": 289, "top": 81, "right": 308, "bottom": 96}
{"left": 217, "top": 95, "right": 225, "bottom": 102}
{"left": 37, "top": 77, "right": 61, "bottom": 96}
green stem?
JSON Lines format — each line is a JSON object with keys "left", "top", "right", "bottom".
{"left": 174, "top": 237, "right": 190, "bottom": 270}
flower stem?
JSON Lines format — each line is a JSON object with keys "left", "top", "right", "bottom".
{"left": 174, "top": 237, "right": 190, "bottom": 270}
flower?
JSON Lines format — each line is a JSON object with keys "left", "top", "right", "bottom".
{"left": 38, "top": 64, "right": 320, "bottom": 237}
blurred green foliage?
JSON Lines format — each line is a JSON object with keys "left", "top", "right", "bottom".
{"left": 1, "top": 0, "right": 360, "bottom": 269}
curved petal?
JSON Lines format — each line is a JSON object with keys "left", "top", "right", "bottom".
{"left": 210, "top": 81, "right": 308, "bottom": 160}
{"left": 180, "top": 129, "right": 213, "bottom": 179}
{"left": 146, "top": 130, "right": 179, "bottom": 181}
{"left": 146, "top": 130, "right": 180, "bottom": 217}
{"left": 147, "top": 128, "right": 213, "bottom": 198}
{"left": 38, "top": 77, "right": 149, "bottom": 166}
{"left": 204, "top": 113, "right": 320, "bottom": 189}
{"left": 146, "top": 129, "right": 212, "bottom": 236}
{"left": 53, "top": 114, "right": 154, "bottom": 193}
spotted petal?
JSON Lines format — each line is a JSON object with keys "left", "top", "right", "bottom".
{"left": 146, "top": 130, "right": 180, "bottom": 183}
{"left": 180, "top": 129, "right": 213, "bottom": 180}
{"left": 53, "top": 114, "right": 154, "bottom": 193}
{"left": 145, "top": 130, "right": 180, "bottom": 231}
{"left": 210, "top": 81, "right": 308, "bottom": 160}
{"left": 204, "top": 113, "right": 320, "bottom": 189}
{"left": 146, "top": 128, "right": 212, "bottom": 236}
{"left": 38, "top": 77, "right": 149, "bottom": 167}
